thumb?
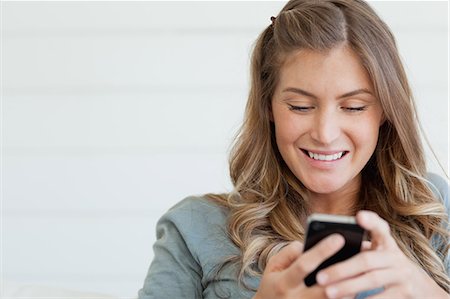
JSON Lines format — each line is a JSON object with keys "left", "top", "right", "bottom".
{"left": 265, "top": 241, "right": 303, "bottom": 273}
{"left": 356, "top": 210, "right": 396, "bottom": 250}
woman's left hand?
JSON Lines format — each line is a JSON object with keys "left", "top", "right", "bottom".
{"left": 315, "top": 210, "right": 449, "bottom": 299}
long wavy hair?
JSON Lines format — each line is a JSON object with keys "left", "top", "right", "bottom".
{"left": 207, "top": 0, "right": 449, "bottom": 292}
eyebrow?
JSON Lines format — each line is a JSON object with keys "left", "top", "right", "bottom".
{"left": 282, "top": 87, "right": 373, "bottom": 99}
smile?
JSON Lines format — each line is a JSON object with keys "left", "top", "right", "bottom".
{"left": 301, "top": 149, "right": 349, "bottom": 161}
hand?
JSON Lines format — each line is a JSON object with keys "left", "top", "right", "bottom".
{"left": 254, "top": 234, "right": 345, "bottom": 299}
{"left": 315, "top": 211, "right": 449, "bottom": 299}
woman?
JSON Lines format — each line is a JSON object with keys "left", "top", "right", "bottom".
{"left": 138, "top": 0, "right": 449, "bottom": 298}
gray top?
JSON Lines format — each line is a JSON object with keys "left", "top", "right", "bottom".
{"left": 138, "top": 173, "right": 450, "bottom": 299}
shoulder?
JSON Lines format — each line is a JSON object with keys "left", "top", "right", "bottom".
{"left": 426, "top": 173, "right": 450, "bottom": 272}
{"left": 161, "top": 195, "right": 230, "bottom": 231}
{"left": 156, "top": 195, "right": 239, "bottom": 267}
{"left": 426, "top": 172, "right": 450, "bottom": 207}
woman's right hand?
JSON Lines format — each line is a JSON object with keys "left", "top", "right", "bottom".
{"left": 253, "top": 234, "right": 345, "bottom": 299}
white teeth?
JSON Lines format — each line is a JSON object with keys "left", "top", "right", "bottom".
{"left": 307, "top": 151, "right": 345, "bottom": 161}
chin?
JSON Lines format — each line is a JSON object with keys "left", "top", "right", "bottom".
{"left": 304, "top": 183, "right": 343, "bottom": 195}
{"left": 299, "top": 173, "right": 349, "bottom": 195}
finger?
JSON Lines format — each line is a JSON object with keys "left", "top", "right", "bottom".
{"left": 322, "top": 268, "right": 398, "bottom": 299}
{"left": 317, "top": 250, "right": 395, "bottom": 285}
{"left": 301, "top": 284, "right": 328, "bottom": 298}
{"left": 265, "top": 241, "right": 303, "bottom": 272}
{"left": 356, "top": 211, "right": 396, "bottom": 250}
{"left": 361, "top": 240, "right": 372, "bottom": 251}
{"left": 283, "top": 234, "right": 345, "bottom": 287}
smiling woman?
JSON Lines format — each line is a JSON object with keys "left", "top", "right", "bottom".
{"left": 271, "top": 46, "right": 384, "bottom": 205}
{"left": 137, "top": 0, "right": 449, "bottom": 298}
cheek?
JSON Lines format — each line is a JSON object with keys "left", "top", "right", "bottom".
{"left": 352, "top": 120, "right": 381, "bottom": 152}
{"left": 274, "top": 114, "right": 303, "bottom": 145}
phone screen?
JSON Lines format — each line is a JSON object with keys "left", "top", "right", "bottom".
{"left": 303, "top": 218, "right": 364, "bottom": 286}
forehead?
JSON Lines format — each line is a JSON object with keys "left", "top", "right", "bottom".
{"left": 277, "top": 45, "right": 373, "bottom": 93}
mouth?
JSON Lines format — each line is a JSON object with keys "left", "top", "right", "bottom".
{"left": 300, "top": 149, "right": 349, "bottom": 161}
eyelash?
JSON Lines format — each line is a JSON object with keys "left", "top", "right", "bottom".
{"left": 288, "top": 105, "right": 368, "bottom": 113}
{"left": 344, "top": 106, "right": 367, "bottom": 112}
{"left": 288, "top": 105, "right": 313, "bottom": 112}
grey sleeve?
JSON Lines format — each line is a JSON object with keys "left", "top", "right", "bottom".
{"left": 427, "top": 173, "right": 450, "bottom": 275}
{"left": 138, "top": 212, "right": 203, "bottom": 299}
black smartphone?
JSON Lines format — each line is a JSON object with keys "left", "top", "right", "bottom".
{"left": 303, "top": 213, "right": 366, "bottom": 286}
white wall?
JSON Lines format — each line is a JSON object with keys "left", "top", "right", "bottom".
{"left": 1, "top": 1, "right": 448, "bottom": 297}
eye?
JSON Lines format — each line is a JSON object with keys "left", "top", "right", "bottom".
{"left": 288, "top": 104, "right": 314, "bottom": 112}
{"left": 343, "top": 106, "right": 367, "bottom": 112}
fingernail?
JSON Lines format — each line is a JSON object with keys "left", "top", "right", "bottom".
{"left": 359, "top": 210, "right": 374, "bottom": 222}
{"left": 316, "top": 272, "right": 328, "bottom": 284}
{"left": 331, "top": 234, "right": 345, "bottom": 245}
{"left": 326, "top": 286, "right": 338, "bottom": 299}
{"left": 359, "top": 212, "right": 368, "bottom": 221}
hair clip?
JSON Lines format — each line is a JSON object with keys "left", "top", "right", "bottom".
{"left": 271, "top": 16, "right": 277, "bottom": 26}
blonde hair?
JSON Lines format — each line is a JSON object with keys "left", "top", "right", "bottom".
{"left": 207, "top": 0, "right": 449, "bottom": 292}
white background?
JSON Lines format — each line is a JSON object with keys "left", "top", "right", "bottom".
{"left": 1, "top": 1, "right": 448, "bottom": 297}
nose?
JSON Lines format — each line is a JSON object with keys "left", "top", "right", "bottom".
{"left": 310, "top": 108, "right": 341, "bottom": 145}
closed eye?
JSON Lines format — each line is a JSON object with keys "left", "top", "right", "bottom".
{"left": 343, "top": 106, "right": 367, "bottom": 112}
{"left": 288, "top": 104, "right": 314, "bottom": 112}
